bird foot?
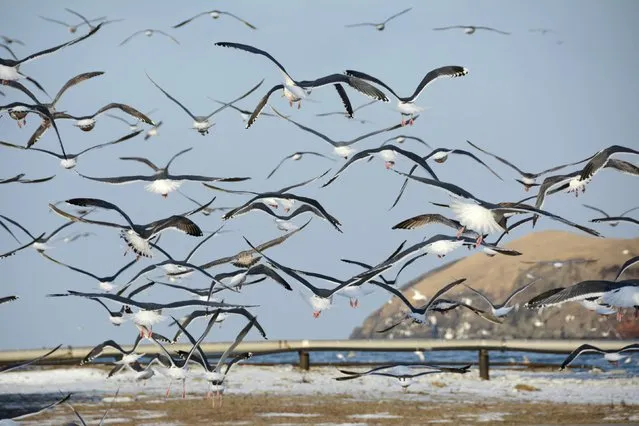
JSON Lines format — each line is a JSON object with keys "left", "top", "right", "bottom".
{"left": 456, "top": 226, "right": 465, "bottom": 238}
{"left": 400, "top": 118, "right": 406, "bottom": 126}
{"left": 162, "top": 193, "right": 168, "bottom": 198}
{"left": 474, "top": 235, "right": 483, "bottom": 248}
{"left": 408, "top": 117, "right": 414, "bottom": 126}
{"left": 312, "top": 311, "right": 321, "bottom": 318}
{"left": 297, "top": 101, "right": 301, "bottom": 110}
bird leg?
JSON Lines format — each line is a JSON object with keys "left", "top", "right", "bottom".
{"left": 408, "top": 115, "right": 414, "bottom": 126}
{"left": 297, "top": 101, "right": 301, "bottom": 110}
{"left": 162, "top": 193, "right": 168, "bottom": 199}
{"left": 165, "top": 380, "right": 172, "bottom": 398}
{"left": 474, "top": 234, "right": 484, "bottom": 248}
{"left": 456, "top": 226, "right": 465, "bottom": 238}
{"left": 182, "top": 379, "right": 186, "bottom": 399}
{"left": 400, "top": 117, "right": 406, "bottom": 127}
{"left": 289, "top": 99, "right": 293, "bottom": 107}
{"left": 313, "top": 311, "right": 321, "bottom": 318}
{"left": 617, "top": 311, "right": 623, "bottom": 322}
{"left": 524, "top": 186, "right": 530, "bottom": 192}
{"left": 384, "top": 161, "right": 393, "bottom": 169}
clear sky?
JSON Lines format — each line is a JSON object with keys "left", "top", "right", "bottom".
{"left": 1, "top": 1, "right": 638, "bottom": 351}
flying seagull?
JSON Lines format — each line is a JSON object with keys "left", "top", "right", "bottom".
{"left": 54, "top": 102, "right": 155, "bottom": 132}
{"left": 76, "top": 147, "right": 251, "bottom": 197}
{"left": 0, "top": 129, "right": 142, "bottom": 169}
{"left": 271, "top": 106, "right": 416, "bottom": 159}
{"left": 120, "top": 29, "right": 180, "bottom": 46}
{"left": 49, "top": 198, "right": 203, "bottom": 258}
{"left": 466, "top": 140, "right": 592, "bottom": 191}
{"left": 583, "top": 204, "right": 639, "bottom": 227}
{"left": 391, "top": 169, "right": 601, "bottom": 245}
{"left": 433, "top": 25, "right": 510, "bottom": 35}
{"left": 345, "top": 7, "right": 412, "bottom": 31}
{"left": 214, "top": 41, "right": 389, "bottom": 128}
{"left": 464, "top": 279, "right": 540, "bottom": 318}
{"left": 266, "top": 151, "right": 336, "bottom": 179}
{"left": 571, "top": 145, "right": 639, "bottom": 195}
{"left": 316, "top": 99, "right": 376, "bottom": 121}
{"left": 322, "top": 144, "right": 438, "bottom": 187}
{"left": 345, "top": 66, "right": 468, "bottom": 126}
{"left": 335, "top": 364, "right": 470, "bottom": 392}
{"left": 39, "top": 11, "right": 106, "bottom": 33}
{"left": 174, "top": 10, "right": 257, "bottom": 30}
{"left": 560, "top": 343, "right": 639, "bottom": 370}
{"left": 147, "top": 73, "right": 263, "bottom": 135}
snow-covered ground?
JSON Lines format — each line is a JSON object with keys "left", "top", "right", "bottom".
{"left": 0, "top": 365, "right": 637, "bottom": 405}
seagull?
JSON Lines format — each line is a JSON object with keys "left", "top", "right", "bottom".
{"left": 220, "top": 175, "right": 342, "bottom": 232}
{"left": 433, "top": 25, "right": 510, "bottom": 35}
{"left": 191, "top": 221, "right": 310, "bottom": 271}
{"left": 0, "top": 212, "right": 92, "bottom": 254}
{"left": 80, "top": 335, "right": 148, "bottom": 378}
{"left": 0, "top": 35, "right": 25, "bottom": 46}
{"left": 106, "top": 108, "right": 157, "bottom": 131}
{"left": 345, "top": 7, "right": 412, "bottom": 31}
{"left": 0, "top": 24, "right": 102, "bottom": 95}
{"left": 120, "top": 29, "right": 180, "bottom": 46}
{"left": 54, "top": 102, "right": 155, "bottom": 132}
{"left": 244, "top": 237, "right": 394, "bottom": 317}
{"left": 591, "top": 217, "right": 639, "bottom": 227}
{"left": 615, "top": 256, "right": 639, "bottom": 281}
{"left": 47, "top": 290, "right": 253, "bottom": 337}
{"left": 322, "top": 144, "right": 439, "bottom": 187}
{"left": 560, "top": 343, "right": 639, "bottom": 370}
{"left": 573, "top": 145, "right": 639, "bottom": 194}
{"left": 147, "top": 74, "right": 263, "bottom": 135}
{"left": 525, "top": 279, "right": 638, "bottom": 320}
{"left": 174, "top": 314, "right": 257, "bottom": 407}
{"left": 392, "top": 169, "right": 601, "bottom": 246}
{"left": 266, "top": 151, "right": 336, "bottom": 179}
{"left": 466, "top": 140, "right": 592, "bottom": 191}
{"left": 49, "top": 198, "right": 203, "bottom": 258}
{"left": 76, "top": 147, "right": 250, "bottom": 197}
{"left": 336, "top": 363, "right": 469, "bottom": 392}
{"left": 582, "top": 205, "right": 639, "bottom": 227}
{"left": 1, "top": 129, "right": 142, "bottom": 169}
{"left": 271, "top": 106, "right": 414, "bottom": 159}
{"left": 464, "top": 279, "right": 540, "bottom": 318}
{"left": 370, "top": 279, "right": 468, "bottom": 332}
{"left": 344, "top": 66, "right": 469, "bottom": 126}
{"left": 39, "top": 252, "right": 137, "bottom": 292}
{"left": 147, "top": 335, "right": 200, "bottom": 399}
{"left": 173, "top": 10, "right": 257, "bottom": 30}
{"left": 39, "top": 11, "right": 106, "bottom": 33}
{"left": 214, "top": 41, "right": 389, "bottom": 128}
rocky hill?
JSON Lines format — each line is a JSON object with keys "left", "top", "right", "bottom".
{"left": 350, "top": 231, "right": 639, "bottom": 340}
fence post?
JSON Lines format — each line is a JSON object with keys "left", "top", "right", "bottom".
{"left": 298, "top": 350, "right": 310, "bottom": 371}
{"left": 478, "top": 349, "right": 489, "bottom": 380}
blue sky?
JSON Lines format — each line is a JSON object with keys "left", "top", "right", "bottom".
{"left": 1, "top": 0, "right": 637, "bottom": 350}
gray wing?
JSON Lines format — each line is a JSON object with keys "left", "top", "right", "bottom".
{"left": 54, "top": 198, "right": 135, "bottom": 228}
{"left": 384, "top": 7, "right": 412, "bottom": 24}
{"left": 409, "top": 66, "right": 469, "bottom": 102}
{"left": 0, "top": 344, "right": 62, "bottom": 373}
{"left": 582, "top": 204, "right": 609, "bottom": 218}
{"left": 173, "top": 11, "right": 212, "bottom": 28}
{"left": 76, "top": 172, "right": 155, "bottom": 184}
{"left": 76, "top": 129, "right": 143, "bottom": 156}
{"left": 52, "top": 71, "right": 104, "bottom": 105}
{"left": 393, "top": 213, "right": 462, "bottom": 231}
{"left": 559, "top": 344, "right": 605, "bottom": 370}
{"left": 93, "top": 103, "right": 155, "bottom": 125}
{"left": 246, "top": 84, "right": 284, "bottom": 129}
{"left": 204, "top": 78, "right": 264, "bottom": 120}
{"left": 146, "top": 73, "right": 197, "bottom": 120}
{"left": 214, "top": 41, "right": 293, "bottom": 81}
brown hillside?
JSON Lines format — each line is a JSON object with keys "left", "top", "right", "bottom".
{"left": 351, "top": 231, "right": 639, "bottom": 340}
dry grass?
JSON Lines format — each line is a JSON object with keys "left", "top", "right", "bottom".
{"left": 22, "top": 393, "right": 639, "bottom": 425}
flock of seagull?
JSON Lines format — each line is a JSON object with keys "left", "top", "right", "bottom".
{"left": 1, "top": 5, "right": 638, "bottom": 421}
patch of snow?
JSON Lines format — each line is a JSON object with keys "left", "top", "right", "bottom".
{"left": 349, "top": 413, "right": 401, "bottom": 419}
{"left": 258, "top": 413, "right": 320, "bottom": 418}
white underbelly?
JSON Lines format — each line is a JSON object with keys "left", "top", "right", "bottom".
{"left": 397, "top": 101, "right": 423, "bottom": 115}
{"left": 428, "top": 239, "right": 464, "bottom": 255}
{"left": 146, "top": 179, "right": 182, "bottom": 195}
{"left": 450, "top": 200, "right": 503, "bottom": 235}
{"left": 121, "top": 230, "right": 153, "bottom": 257}
{"left": 60, "top": 158, "right": 77, "bottom": 169}
{"left": 0, "top": 65, "right": 21, "bottom": 80}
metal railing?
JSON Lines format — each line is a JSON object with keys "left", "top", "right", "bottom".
{"left": 0, "top": 339, "right": 633, "bottom": 380}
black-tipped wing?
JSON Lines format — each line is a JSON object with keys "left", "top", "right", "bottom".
{"left": 409, "top": 66, "right": 468, "bottom": 102}
{"left": 76, "top": 129, "right": 143, "bottom": 157}
{"left": 0, "top": 344, "right": 62, "bottom": 373}
{"left": 559, "top": 344, "right": 605, "bottom": 370}
{"left": 215, "top": 41, "right": 293, "bottom": 82}
{"left": 15, "top": 23, "right": 102, "bottom": 66}
{"left": 591, "top": 217, "right": 639, "bottom": 226}
{"left": 246, "top": 84, "right": 284, "bottom": 129}
{"left": 93, "top": 103, "right": 155, "bottom": 125}
{"left": 615, "top": 256, "right": 639, "bottom": 281}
